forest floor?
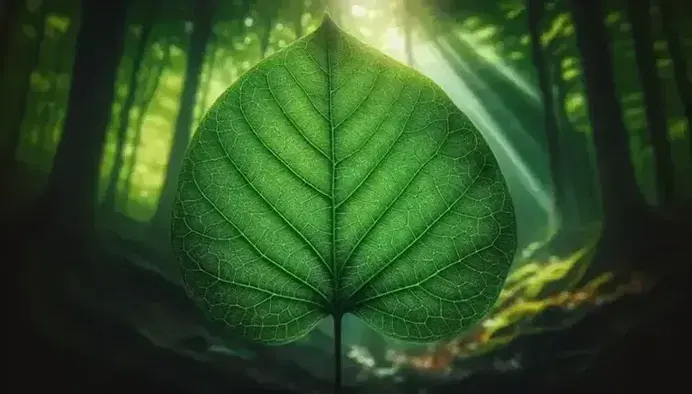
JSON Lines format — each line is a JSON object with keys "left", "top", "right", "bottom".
{"left": 11, "top": 253, "right": 689, "bottom": 394}
{"left": 5, "top": 161, "right": 691, "bottom": 393}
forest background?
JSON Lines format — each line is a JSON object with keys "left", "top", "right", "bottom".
{"left": 1, "top": 0, "right": 691, "bottom": 393}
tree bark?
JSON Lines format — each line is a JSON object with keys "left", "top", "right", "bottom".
{"left": 151, "top": 0, "right": 216, "bottom": 230}
{"left": 102, "top": 5, "right": 157, "bottom": 212}
{"left": 39, "top": 20, "right": 78, "bottom": 151}
{"left": 41, "top": 21, "right": 79, "bottom": 151}
{"left": 0, "top": 0, "right": 21, "bottom": 80}
{"left": 196, "top": 31, "right": 218, "bottom": 122}
{"left": 657, "top": 0, "right": 692, "bottom": 159}
{"left": 626, "top": 0, "right": 676, "bottom": 206}
{"left": 527, "top": 0, "right": 565, "bottom": 227}
{"left": 569, "top": 0, "right": 652, "bottom": 277}
{"left": 40, "top": 0, "right": 129, "bottom": 244}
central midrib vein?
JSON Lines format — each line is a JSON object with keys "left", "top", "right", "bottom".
{"left": 326, "top": 24, "right": 339, "bottom": 312}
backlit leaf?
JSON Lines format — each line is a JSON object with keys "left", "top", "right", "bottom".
{"left": 171, "top": 17, "right": 517, "bottom": 345}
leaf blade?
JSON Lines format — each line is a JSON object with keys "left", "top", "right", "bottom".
{"left": 172, "top": 17, "right": 517, "bottom": 345}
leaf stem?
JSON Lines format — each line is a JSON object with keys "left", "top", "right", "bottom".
{"left": 333, "top": 312, "right": 343, "bottom": 394}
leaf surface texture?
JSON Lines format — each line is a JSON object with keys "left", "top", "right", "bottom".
{"left": 172, "top": 18, "right": 517, "bottom": 344}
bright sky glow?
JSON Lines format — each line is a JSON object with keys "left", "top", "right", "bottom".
{"left": 351, "top": 5, "right": 368, "bottom": 18}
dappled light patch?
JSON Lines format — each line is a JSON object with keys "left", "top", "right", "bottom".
{"left": 346, "top": 243, "right": 655, "bottom": 381}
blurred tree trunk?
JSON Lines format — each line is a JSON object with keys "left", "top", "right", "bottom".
{"left": 0, "top": 0, "right": 21, "bottom": 79}
{"left": 102, "top": 3, "right": 157, "bottom": 213}
{"left": 626, "top": 0, "right": 676, "bottom": 206}
{"left": 196, "top": 30, "right": 218, "bottom": 122}
{"left": 260, "top": 8, "right": 276, "bottom": 59}
{"left": 41, "top": 21, "right": 79, "bottom": 151}
{"left": 38, "top": 20, "right": 78, "bottom": 151}
{"left": 657, "top": 0, "right": 692, "bottom": 159}
{"left": 151, "top": 0, "right": 216, "bottom": 230}
{"left": 37, "top": 0, "right": 129, "bottom": 248}
{"left": 6, "top": 5, "right": 46, "bottom": 159}
{"left": 569, "top": 0, "right": 652, "bottom": 276}
{"left": 294, "top": 0, "right": 304, "bottom": 39}
{"left": 527, "top": 0, "right": 565, "bottom": 229}
{"left": 121, "top": 42, "right": 170, "bottom": 207}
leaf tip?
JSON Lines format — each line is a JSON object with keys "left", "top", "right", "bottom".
{"left": 318, "top": 13, "right": 340, "bottom": 33}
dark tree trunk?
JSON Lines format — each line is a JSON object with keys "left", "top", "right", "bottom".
{"left": 569, "top": 0, "right": 656, "bottom": 277}
{"left": 6, "top": 6, "right": 46, "bottom": 159}
{"left": 626, "top": 0, "right": 676, "bottom": 206}
{"left": 195, "top": 31, "right": 218, "bottom": 123}
{"left": 39, "top": 20, "right": 76, "bottom": 150}
{"left": 12, "top": 0, "right": 129, "bottom": 325}
{"left": 41, "top": 21, "right": 79, "bottom": 151}
{"left": 102, "top": 5, "right": 157, "bottom": 212}
{"left": 657, "top": 0, "right": 692, "bottom": 159}
{"left": 0, "top": 0, "right": 21, "bottom": 79}
{"left": 527, "top": 0, "right": 565, "bottom": 226}
{"left": 570, "top": 0, "right": 648, "bottom": 222}
{"left": 39, "top": 0, "right": 129, "bottom": 245}
{"left": 151, "top": 0, "right": 216, "bottom": 230}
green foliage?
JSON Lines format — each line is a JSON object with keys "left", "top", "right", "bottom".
{"left": 171, "top": 17, "right": 517, "bottom": 345}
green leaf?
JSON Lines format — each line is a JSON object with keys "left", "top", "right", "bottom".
{"left": 171, "top": 17, "right": 517, "bottom": 346}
